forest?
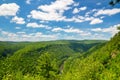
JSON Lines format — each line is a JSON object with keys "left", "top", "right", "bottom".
{"left": 0, "top": 28, "right": 120, "bottom": 80}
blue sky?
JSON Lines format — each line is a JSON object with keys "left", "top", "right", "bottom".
{"left": 0, "top": 0, "right": 120, "bottom": 41}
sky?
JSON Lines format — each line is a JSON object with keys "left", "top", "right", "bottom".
{"left": 0, "top": 0, "right": 120, "bottom": 41}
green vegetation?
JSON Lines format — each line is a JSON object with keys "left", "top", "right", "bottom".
{"left": 0, "top": 30, "right": 120, "bottom": 80}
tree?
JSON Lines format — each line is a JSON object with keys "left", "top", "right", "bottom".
{"left": 109, "top": 0, "right": 120, "bottom": 6}
{"left": 117, "top": 26, "right": 120, "bottom": 30}
{"left": 36, "top": 53, "right": 58, "bottom": 80}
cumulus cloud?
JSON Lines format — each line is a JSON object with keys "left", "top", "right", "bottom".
{"left": 0, "top": 30, "right": 57, "bottom": 41}
{"left": 64, "top": 16, "right": 93, "bottom": 23}
{"left": 11, "top": 16, "right": 25, "bottom": 24}
{"left": 26, "top": 0, "right": 31, "bottom": 4}
{"left": 28, "top": 0, "right": 104, "bottom": 25}
{"left": 21, "top": 32, "right": 57, "bottom": 41}
{"left": 94, "top": 8, "right": 120, "bottom": 16}
{"left": 52, "top": 27, "right": 63, "bottom": 32}
{"left": 26, "top": 22, "right": 52, "bottom": 29}
{"left": 65, "top": 16, "right": 102, "bottom": 25}
{"left": 29, "top": 10, "right": 66, "bottom": 21}
{"left": 72, "top": 8, "right": 79, "bottom": 14}
{"left": 38, "top": 0, "right": 74, "bottom": 12}
{"left": 29, "top": 0, "right": 74, "bottom": 21}
{"left": 1, "top": 31, "right": 18, "bottom": 37}
{"left": 73, "top": 2, "right": 79, "bottom": 6}
{"left": 52, "top": 27, "right": 83, "bottom": 33}
{"left": 72, "top": 6, "right": 87, "bottom": 14}
{"left": 0, "top": 3, "right": 20, "bottom": 16}
{"left": 91, "top": 28, "right": 102, "bottom": 32}
{"left": 90, "top": 18, "right": 103, "bottom": 25}
{"left": 27, "top": 22, "right": 44, "bottom": 28}
{"left": 91, "top": 24, "right": 120, "bottom": 36}
{"left": 79, "top": 7, "right": 87, "bottom": 11}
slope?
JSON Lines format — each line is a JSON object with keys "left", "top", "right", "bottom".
{"left": 61, "top": 32, "right": 120, "bottom": 80}
{"left": 0, "top": 40, "right": 106, "bottom": 80}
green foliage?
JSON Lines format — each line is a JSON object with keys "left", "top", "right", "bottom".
{"left": 117, "top": 26, "right": 120, "bottom": 30}
{"left": 36, "top": 53, "right": 58, "bottom": 80}
{"left": 0, "top": 34, "right": 119, "bottom": 80}
{"left": 60, "top": 32, "right": 120, "bottom": 80}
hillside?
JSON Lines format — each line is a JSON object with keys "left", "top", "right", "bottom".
{"left": 0, "top": 42, "right": 31, "bottom": 58}
{"left": 0, "top": 40, "right": 106, "bottom": 80}
{"left": 61, "top": 31, "right": 120, "bottom": 80}
{"left": 0, "top": 32, "right": 119, "bottom": 80}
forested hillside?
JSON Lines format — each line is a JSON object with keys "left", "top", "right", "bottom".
{"left": 0, "top": 40, "right": 106, "bottom": 80}
{"left": 61, "top": 31, "right": 120, "bottom": 80}
{"left": 0, "top": 31, "right": 119, "bottom": 80}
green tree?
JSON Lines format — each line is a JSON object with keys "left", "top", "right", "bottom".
{"left": 36, "top": 53, "right": 58, "bottom": 80}
{"left": 117, "top": 26, "right": 120, "bottom": 30}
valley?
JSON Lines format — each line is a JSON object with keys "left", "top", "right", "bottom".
{"left": 0, "top": 31, "right": 120, "bottom": 80}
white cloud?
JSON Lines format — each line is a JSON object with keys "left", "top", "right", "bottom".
{"left": 27, "top": 22, "right": 43, "bottom": 28}
{"left": 17, "top": 32, "right": 26, "bottom": 34}
{"left": 29, "top": 0, "right": 74, "bottom": 21}
{"left": 52, "top": 27, "right": 83, "bottom": 33}
{"left": 91, "top": 24, "right": 120, "bottom": 36}
{"left": 90, "top": 18, "right": 103, "bottom": 25}
{"left": 1, "top": 31, "right": 18, "bottom": 37}
{"left": 80, "top": 32, "right": 91, "bottom": 36}
{"left": 91, "top": 28, "right": 102, "bottom": 32}
{"left": 64, "top": 16, "right": 92, "bottom": 23}
{"left": 38, "top": 0, "right": 74, "bottom": 13}
{"left": 52, "top": 27, "right": 63, "bottom": 32}
{"left": 15, "top": 27, "right": 21, "bottom": 29}
{"left": 85, "top": 9, "right": 97, "bottom": 17}
{"left": 26, "top": 0, "right": 31, "bottom": 4}
{"left": 21, "top": 32, "right": 57, "bottom": 41}
{"left": 79, "top": 6, "right": 87, "bottom": 11}
{"left": 64, "top": 28, "right": 83, "bottom": 33}
{"left": 0, "top": 3, "right": 20, "bottom": 16}
{"left": 94, "top": 8, "right": 120, "bottom": 16}
{"left": 28, "top": 0, "right": 103, "bottom": 25}
{"left": 1, "top": 23, "right": 119, "bottom": 41}
{"left": 29, "top": 10, "right": 66, "bottom": 21}
{"left": 26, "top": 22, "right": 51, "bottom": 29}
{"left": 0, "top": 30, "right": 57, "bottom": 41}
{"left": 72, "top": 8, "right": 79, "bottom": 14}
{"left": 73, "top": 2, "right": 79, "bottom": 6}
{"left": 103, "top": 24, "right": 120, "bottom": 35}
{"left": 11, "top": 16, "right": 25, "bottom": 24}
{"left": 1, "top": 31, "right": 9, "bottom": 35}
{"left": 92, "top": 33, "right": 108, "bottom": 40}
{"left": 72, "top": 6, "right": 87, "bottom": 14}
{"left": 64, "top": 16, "right": 101, "bottom": 25}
